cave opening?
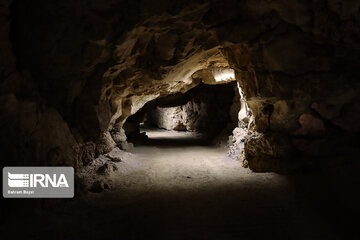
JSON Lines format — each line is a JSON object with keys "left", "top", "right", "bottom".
{"left": 123, "top": 81, "right": 241, "bottom": 149}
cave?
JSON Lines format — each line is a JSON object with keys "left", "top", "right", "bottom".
{"left": 123, "top": 82, "right": 240, "bottom": 147}
{"left": 1, "top": 0, "right": 360, "bottom": 239}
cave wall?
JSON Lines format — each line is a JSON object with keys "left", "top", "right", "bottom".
{"left": 148, "top": 83, "right": 236, "bottom": 136}
{"left": 219, "top": 1, "right": 360, "bottom": 171}
{"left": 1, "top": 0, "right": 360, "bottom": 172}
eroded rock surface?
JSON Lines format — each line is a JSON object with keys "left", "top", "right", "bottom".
{"left": 148, "top": 83, "right": 237, "bottom": 137}
{"left": 1, "top": 0, "right": 360, "bottom": 173}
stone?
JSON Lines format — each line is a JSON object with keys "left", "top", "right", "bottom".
{"left": 292, "top": 113, "right": 326, "bottom": 136}
{"left": 96, "top": 162, "right": 117, "bottom": 175}
{"left": 80, "top": 142, "right": 96, "bottom": 165}
{"left": 119, "top": 141, "right": 134, "bottom": 151}
{"left": 110, "top": 128, "right": 127, "bottom": 143}
{"left": 88, "top": 181, "right": 104, "bottom": 193}
{"left": 96, "top": 131, "right": 117, "bottom": 155}
{"left": 244, "top": 132, "right": 295, "bottom": 172}
{"left": 104, "top": 147, "right": 132, "bottom": 162}
{"left": 107, "top": 156, "right": 122, "bottom": 162}
{"left": 228, "top": 127, "right": 247, "bottom": 162}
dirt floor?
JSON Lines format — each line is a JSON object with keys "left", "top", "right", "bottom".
{"left": 1, "top": 129, "right": 359, "bottom": 240}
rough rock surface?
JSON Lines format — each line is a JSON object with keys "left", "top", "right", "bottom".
{"left": 149, "top": 83, "right": 237, "bottom": 137}
{"left": 77, "top": 147, "right": 133, "bottom": 191}
{"left": 1, "top": 0, "right": 360, "bottom": 172}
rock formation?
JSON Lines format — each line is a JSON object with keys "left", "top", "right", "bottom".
{"left": 148, "top": 83, "right": 237, "bottom": 136}
{"left": 1, "top": 0, "right": 360, "bottom": 173}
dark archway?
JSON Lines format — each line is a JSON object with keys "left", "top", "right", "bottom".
{"left": 124, "top": 82, "right": 240, "bottom": 147}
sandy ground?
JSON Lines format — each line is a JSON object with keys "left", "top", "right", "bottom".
{"left": 101, "top": 129, "right": 289, "bottom": 203}
{"left": 78, "top": 129, "right": 340, "bottom": 239}
{"left": 1, "top": 129, "right": 357, "bottom": 240}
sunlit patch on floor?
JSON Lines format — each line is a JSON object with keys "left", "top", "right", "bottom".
{"left": 88, "top": 129, "right": 288, "bottom": 200}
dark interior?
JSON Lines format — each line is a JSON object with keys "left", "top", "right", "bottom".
{"left": 124, "top": 82, "right": 239, "bottom": 146}
{"left": 1, "top": 1, "right": 360, "bottom": 239}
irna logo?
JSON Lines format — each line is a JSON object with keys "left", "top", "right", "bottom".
{"left": 8, "top": 172, "right": 69, "bottom": 188}
{"left": 3, "top": 167, "right": 74, "bottom": 198}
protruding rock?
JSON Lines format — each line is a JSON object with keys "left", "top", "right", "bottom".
{"left": 292, "top": 113, "right": 326, "bottom": 136}
{"left": 81, "top": 142, "right": 96, "bottom": 165}
{"left": 96, "top": 131, "right": 117, "bottom": 155}
{"left": 96, "top": 162, "right": 118, "bottom": 175}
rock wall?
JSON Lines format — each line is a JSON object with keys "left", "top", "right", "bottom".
{"left": 219, "top": 0, "right": 360, "bottom": 171}
{"left": 148, "top": 83, "right": 237, "bottom": 136}
{"left": 1, "top": 0, "right": 360, "bottom": 172}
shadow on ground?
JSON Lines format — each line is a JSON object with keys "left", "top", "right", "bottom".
{"left": 1, "top": 130, "right": 359, "bottom": 240}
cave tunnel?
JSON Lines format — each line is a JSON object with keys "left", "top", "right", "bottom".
{"left": 124, "top": 82, "right": 240, "bottom": 147}
{"left": 1, "top": 0, "right": 360, "bottom": 239}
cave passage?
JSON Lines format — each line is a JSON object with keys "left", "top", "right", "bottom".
{"left": 114, "top": 82, "right": 245, "bottom": 197}
{"left": 124, "top": 82, "right": 240, "bottom": 148}
{"left": 3, "top": 1, "right": 360, "bottom": 239}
